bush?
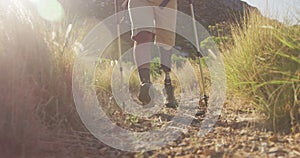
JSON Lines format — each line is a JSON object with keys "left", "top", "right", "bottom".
{"left": 0, "top": 1, "right": 93, "bottom": 156}
{"left": 150, "top": 57, "right": 162, "bottom": 79}
{"left": 224, "top": 10, "right": 300, "bottom": 132}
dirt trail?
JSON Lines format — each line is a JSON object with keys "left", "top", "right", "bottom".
{"left": 38, "top": 95, "right": 300, "bottom": 158}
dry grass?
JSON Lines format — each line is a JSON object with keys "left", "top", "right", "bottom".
{"left": 0, "top": 0, "right": 95, "bottom": 156}
{"left": 223, "top": 10, "right": 300, "bottom": 132}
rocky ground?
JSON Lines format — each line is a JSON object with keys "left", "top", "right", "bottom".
{"left": 37, "top": 91, "right": 300, "bottom": 158}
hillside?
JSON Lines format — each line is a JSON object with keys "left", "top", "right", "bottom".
{"left": 60, "top": 0, "right": 260, "bottom": 27}
{"left": 178, "top": 0, "right": 259, "bottom": 27}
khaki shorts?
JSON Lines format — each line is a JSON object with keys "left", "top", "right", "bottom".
{"left": 128, "top": 0, "right": 177, "bottom": 49}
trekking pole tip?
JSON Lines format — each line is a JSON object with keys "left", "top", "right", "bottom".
{"left": 199, "top": 95, "right": 209, "bottom": 106}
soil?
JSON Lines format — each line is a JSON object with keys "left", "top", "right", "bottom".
{"left": 36, "top": 91, "right": 300, "bottom": 158}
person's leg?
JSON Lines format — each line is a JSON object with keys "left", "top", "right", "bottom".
{"left": 154, "top": 0, "right": 178, "bottom": 107}
{"left": 154, "top": 0, "right": 177, "bottom": 48}
{"left": 160, "top": 46, "right": 172, "bottom": 89}
{"left": 133, "top": 32, "right": 155, "bottom": 104}
{"left": 160, "top": 47, "right": 177, "bottom": 108}
{"left": 128, "top": 0, "right": 155, "bottom": 104}
{"left": 133, "top": 32, "right": 154, "bottom": 84}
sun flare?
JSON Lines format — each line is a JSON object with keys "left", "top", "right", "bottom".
{"left": 29, "top": 0, "right": 65, "bottom": 22}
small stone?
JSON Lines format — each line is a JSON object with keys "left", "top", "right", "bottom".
{"left": 204, "top": 149, "right": 216, "bottom": 156}
{"left": 293, "top": 150, "right": 300, "bottom": 156}
{"left": 268, "top": 135, "right": 278, "bottom": 142}
{"left": 157, "top": 154, "right": 167, "bottom": 158}
{"left": 295, "top": 133, "right": 300, "bottom": 142}
{"left": 268, "top": 147, "right": 279, "bottom": 153}
{"left": 178, "top": 142, "right": 188, "bottom": 147}
{"left": 268, "top": 153, "right": 276, "bottom": 157}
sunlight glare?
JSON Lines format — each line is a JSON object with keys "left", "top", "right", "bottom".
{"left": 28, "top": 0, "right": 40, "bottom": 3}
{"left": 31, "top": 0, "right": 65, "bottom": 22}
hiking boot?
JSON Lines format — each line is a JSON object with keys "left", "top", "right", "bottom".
{"left": 138, "top": 82, "right": 154, "bottom": 105}
{"left": 163, "top": 79, "right": 178, "bottom": 108}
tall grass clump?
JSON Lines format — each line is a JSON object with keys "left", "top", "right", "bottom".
{"left": 0, "top": 0, "right": 95, "bottom": 156}
{"left": 224, "top": 10, "right": 300, "bottom": 132}
{"left": 0, "top": 1, "right": 50, "bottom": 156}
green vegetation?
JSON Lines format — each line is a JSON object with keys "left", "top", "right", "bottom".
{"left": 223, "top": 11, "right": 300, "bottom": 132}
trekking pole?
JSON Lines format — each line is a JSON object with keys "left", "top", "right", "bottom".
{"left": 114, "top": 0, "right": 125, "bottom": 110}
{"left": 189, "top": 0, "right": 209, "bottom": 107}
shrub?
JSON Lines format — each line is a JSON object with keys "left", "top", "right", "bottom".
{"left": 0, "top": 0, "right": 93, "bottom": 156}
{"left": 224, "top": 10, "right": 300, "bottom": 132}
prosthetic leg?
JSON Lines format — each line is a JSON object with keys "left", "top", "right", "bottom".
{"left": 160, "top": 47, "right": 178, "bottom": 108}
